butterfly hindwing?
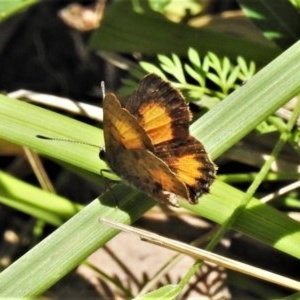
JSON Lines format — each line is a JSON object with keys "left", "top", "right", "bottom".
{"left": 111, "top": 149, "right": 189, "bottom": 207}
{"left": 155, "top": 137, "right": 216, "bottom": 203}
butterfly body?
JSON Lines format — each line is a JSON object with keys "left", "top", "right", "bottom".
{"left": 101, "top": 74, "right": 216, "bottom": 207}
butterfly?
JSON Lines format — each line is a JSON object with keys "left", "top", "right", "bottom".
{"left": 100, "top": 74, "right": 216, "bottom": 207}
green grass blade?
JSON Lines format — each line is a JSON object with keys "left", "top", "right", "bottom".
{"left": 0, "top": 0, "right": 38, "bottom": 23}
{"left": 0, "top": 171, "right": 82, "bottom": 226}
{"left": 194, "top": 38, "right": 300, "bottom": 158}
{"left": 0, "top": 186, "right": 155, "bottom": 298}
{"left": 0, "top": 93, "right": 105, "bottom": 174}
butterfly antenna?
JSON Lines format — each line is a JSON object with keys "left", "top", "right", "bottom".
{"left": 36, "top": 135, "right": 99, "bottom": 148}
{"left": 101, "top": 81, "right": 106, "bottom": 100}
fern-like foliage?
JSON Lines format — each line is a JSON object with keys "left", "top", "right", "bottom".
{"left": 120, "top": 49, "right": 296, "bottom": 135}
{"left": 139, "top": 48, "right": 256, "bottom": 110}
{"left": 120, "top": 48, "right": 298, "bottom": 136}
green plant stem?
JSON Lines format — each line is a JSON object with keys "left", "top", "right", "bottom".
{"left": 218, "top": 172, "right": 300, "bottom": 183}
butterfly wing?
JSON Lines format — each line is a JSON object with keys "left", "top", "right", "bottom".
{"left": 102, "top": 92, "right": 189, "bottom": 206}
{"left": 122, "top": 74, "right": 216, "bottom": 204}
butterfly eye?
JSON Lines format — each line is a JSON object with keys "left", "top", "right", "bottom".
{"left": 99, "top": 149, "right": 106, "bottom": 160}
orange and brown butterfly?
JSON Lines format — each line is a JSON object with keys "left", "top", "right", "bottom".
{"left": 100, "top": 74, "right": 217, "bottom": 207}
